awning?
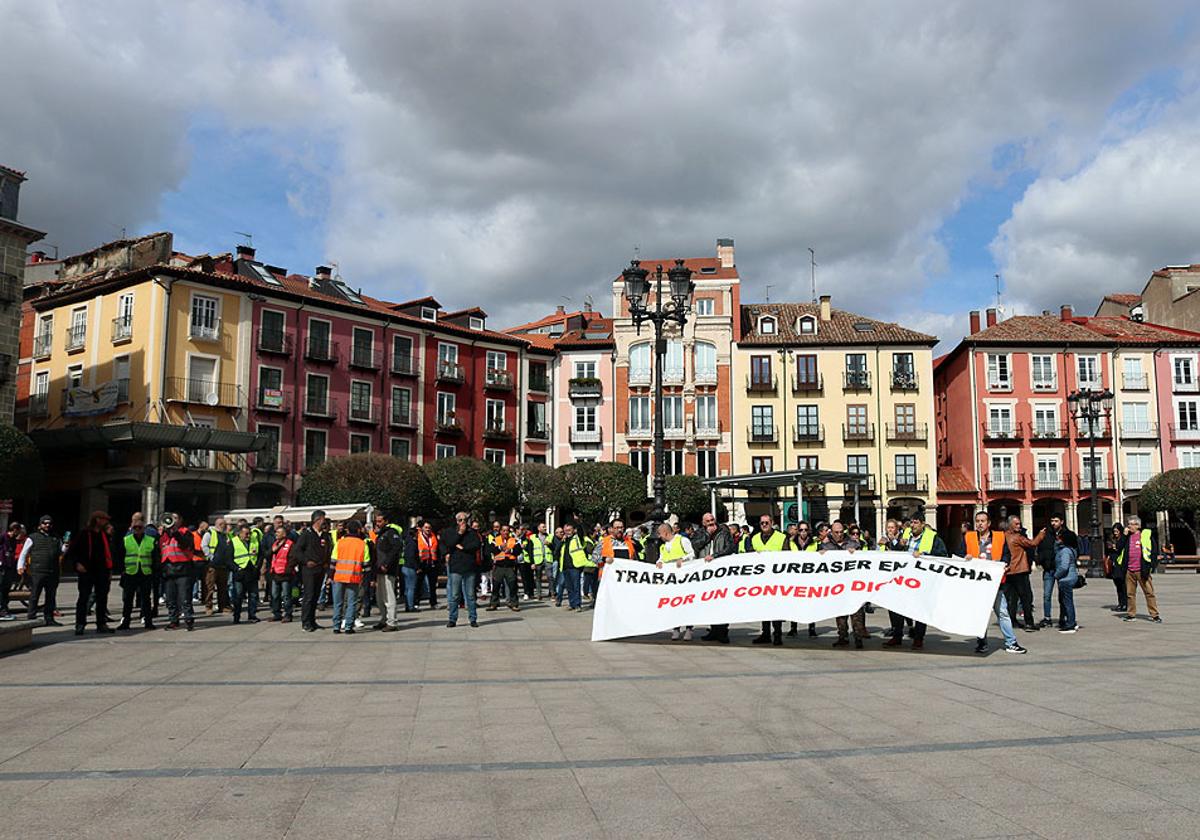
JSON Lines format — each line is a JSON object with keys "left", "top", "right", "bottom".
{"left": 221, "top": 503, "right": 375, "bottom": 524}
{"left": 29, "top": 421, "right": 269, "bottom": 453}
{"left": 702, "top": 469, "right": 868, "bottom": 489}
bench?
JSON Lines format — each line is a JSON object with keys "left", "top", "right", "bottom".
{"left": 0, "top": 620, "right": 40, "bottom": 653}
{"left": 1159, "top": 557, "right": 1200, "bottom": 573}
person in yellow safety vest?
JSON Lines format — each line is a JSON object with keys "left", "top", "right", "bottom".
{"left": 580, "top": 525, "right": 603, "bottom": 602}
{"left": 117, "top": 518, "right": 158, "bottom": 630}
{"left": 331, "top": 518, "right": 367, "bottom": 634}
{"left": 747, "top": 514, "right": 790, "bottom": 646}
{"left": 1116, "top": 515, "right": 1162, "bottom": 623}
{"left": 655, "top": 521, "right": 696, "bottom": 641}
{"left": 250, "top": 517, "right": 267, "bottom": 602}
{"left": 229, "top": 523, "right": 261, "bottom": 625}
{"left": 554, "top": 523, "right": 592, "bottom": 612}
{"left": 486, "top": 524, "right": 522, "bottom": 612}
{"left": 524, "top": 522, "right": 552, "bottom": 601}
{"left": 878, "top": 518, "right": 912, "bottom": 645}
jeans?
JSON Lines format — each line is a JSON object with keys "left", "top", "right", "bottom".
{"left": 1055, "top": 546, "right": 1078, "bottom": 629}
{"left": 376, "top": 572, "right": 400, "bottom": 626}
{"left": 164, "top": 573, "right": 194, "bottom": 625}
{"left": 554, "top": 563, "right": 568, "bottom": 604}
{"left": 447, "top": 572, "right": 477, "bottom": 624}
{"left": 419, "top": 565, "right": 439, "bottom": 608}
{"left": 984, "top": 589, "right": 1017, "bottom": 647}
{"left": 75, "top": 573, "right": 111, "bottom": 629}
{"left": 27, "top": 572, "right": 59, "bottom": 623}
{"left": 331, "top": 581, "right": 359, "bottom": 630}
{"left": 270, "top": 577, "right": 294, "bottom": 619}
{"left": 1042, "top": 569, "right": 1057, "bottom": 621}
{"left": 582, "top": 569, "right": 598, "bottom": 599}
{"left": 563, "top": 566, "right": 582, "bottom": 609}
{"left": 300, "top": 565, "right": 323, "bottom": 628}
{"left": 399, "top": 565, "right": 418, "bottom": 611}
{"left": 231, "top": 574, "right": 259, "bottom": 621}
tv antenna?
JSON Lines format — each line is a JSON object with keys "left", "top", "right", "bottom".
{"left": 235, "top": 231, "right": 254, "bottom": 248}
{"left": 809, "top": 247, "right": 817, "bottom": 303}
{"left": 995, "top": 273, "right": 1004, "bottom": 317}
{"left": 765, "top": 284, "right": 774, "bottom": 303}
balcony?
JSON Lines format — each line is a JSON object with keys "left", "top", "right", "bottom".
{"left": 348, "top": 402, "right": 379, "bottom": 425}
{"left": 164, "top": 378, "right": 243, "bottom": 408}
{"left": 663, "top": 423, "right": 686, "bottom": 441}
{"left": 886, "top": 474, "right": 929, "bottom": 494}
{"left": 792, "top": 425, "right": 824, "bottom": 445}
{"left": 662, "top": 367, "right": 685, "bottom": 386}
{"left": 625, "top": 422, "right": 652, "bottom": 441}
{"left": 33, "top": 332, "right": 52, "bottom": 359}
{"left": 115, "top": 377, "right": 130, "bottom": 405}
{"left": 1077, "top": 378, "right": 1103, "bottom": 393}
{"left": 65, "top": 325, "right": 86, "bottom": 352}
{"left": 485, "top": 368, "right": 514, "bottom": 391}
{"left": 568, "top": 377, "right": 602, "bottom": 398}
{"left": 256, "top": 328, "right": 292, "bottom": 356}
{"left": 528, "top": 373, "right": 550, "bottom": 393}
{"left": 748, "top": 425, "right": 778, "bottom": 445}
{"left": 746, "top": 374, "right": 777, "bottom": 394}
{"left": 389, "top": 353, "right": 417, "bottom": 376}
{"left": 1122, "top": 372, "right": 1149, "bottom": 390}
{"left": 843, "top": 423, "right": 875, "bottom": 443}
{"left": 986, "top": 377, "right": 1012, "bottom": 393}
{"left": 112, "top": 316, "right": 133, "bottom": 343}
{"left": 628, "top": 368, "right": 652, "bottom": 387}
{"left": 1173, "top": 379, "right": 1200, "bottom": 394}
{"left": 526, "top": 424, "right": 550, "bottom": 441}
{"left": 1073, "top": 421, "right": 1110, "bottom": 440}
{"left": 1119, "top": 422, "right": 1159, "bottom": 440}
{"left": 890, "top": 371, "right": 919, "bottom": 391}
{"left": 569, "top": 426, "right": 602, "bottom": 445}
{"left": 435, "top": 415, "right": 464, "bottom": 435}
{"left": 166, "top": 449, "right": 246, "bottom": 474}
{"left": 793, "top": 373, "right": 823, "bottom": 394}
{"left": 694, "top": 368, "right": 718, "bottom": 387}
{"left": 349, "top": 346, "right": 382, "bottom": 371}
{"left": 483, "top": 421, "right": 514, "bottom": 440}
{"left": 982, "top": 422, "right": 1023, "bottom": 442}
{"left": 843, "top": 371, "right": 871, "bottom": 391}
{"left": 1078, "top": 473, "right": 1112, "bottom": 491}
{"left": 693, "top": 420, "right": 723, "bottom": 441}
{"left": 436, "top": 361, "right": 466, "bottom": 384}
{"left": 250, "top": 451, "right": 291, "bottom": 475}
{"left": 188, "top": 318, "right": 221, "bottom": 342}
{"left": 986, "top": 475, "right": 1024, "bottom": 492}
{"left": 1033, "top": 475, "right": 1067, "bottom": 491}
{"left": 304, "top": 339, "right": 340, "bottom": 364}
{"left": 302, "top": 397, "right": 340, "bottom": 421}
{"left": 1122, "top": 472, "right": 1152, "bottom": 491}
{"left": 29, "top": 393, "right": 49, "bottom": 418}
{"left": 886, "top": 423, "right": 928, "bottom": 443}
{"left": 255, "top": 387, "right": 292, "bottom": 414}
{"left": 844, "top": 474, "right": 876, "bottom": 495}
{"left": 1031, "top": 377, "right": 1058, "bottom": 393}
{"left": 1028, "top": 423, "right": 1069, "bottom": 442}
{"left": 1168, "top": 423, "right": 1200, "bottom": 441}
{"left": 389, "top": 407, "right": 415, "bottom": 428}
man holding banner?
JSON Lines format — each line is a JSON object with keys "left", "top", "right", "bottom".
{"left": 823, "top": 521, "right": 866, "bottom": 649}
{"left": 890, "top": 514, "right": 947, "bottom": 649}
{"left": 748, "top": 514, "right": 790, "bottom": 647}
{"left": 963, "top": 511, "right": 1026, "bottom": 655}
{"left": 696, "top": 513, "right": 737, "bottom": 644}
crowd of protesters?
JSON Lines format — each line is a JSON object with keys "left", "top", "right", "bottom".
{"left": 0, "top": 505, "right": 1166, "bottom": 650}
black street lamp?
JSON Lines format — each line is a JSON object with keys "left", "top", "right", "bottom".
{"left": 1067, "top": 387, "right": 1114, "bottom": 577}
{"left": 622, "top": 258, "right": 695, "bottom": 525}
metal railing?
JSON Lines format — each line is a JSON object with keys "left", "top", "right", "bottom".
{"left": 435, "top": 416, "right": 463, "bottom": 434}
{"left": 483, "top": 421, "right": 514, "bottom": 439}
{"left": 746, "top": 374, "right": 777, "bottom": 394}
{"left": 302, "top": 396, "right": 340, "bottom": 421}
{"left": 1118, "top": 422, "right": 1158, "bottom": 439}
{"left": 348, "top": 402, "right": 378, "bottom": 424}
{"left": 1168, "top": 423, "right": 1200, "bottom": 441}
{"left": 1122, "top": 373, "right": 1149, "bottom": 390}
{"left": 526, "top": 424, "right": 550, "bottom": 440}
{"left": 886, "top": 423, "right": 928, "bottom": 442}
{"left": 1173, "top": 379, "right": 1200, "bottom": 394}
{"left": 843, "top": 371, "right": 871, "bottom": 391}
{"left": 986, "top": 475, "right": 1024, "bottom": 492}
{"left": 256, "top": 328, "right": 292, "bottom": 355}
{"left": 112, "top": 316, "right": 133, "bottom": 343}
{"left": 164, "top": 378, "right": 243, "bottom": 407}
{"left": 843, "top": 423, "right": 875, "bottom": 442}
{"left": 886, "top": 474, "right": 929, "bottom": 494}
{"left": 250, "top": 451, "right": 291, "bottom": 474}
{"left": 792, "top": 424, "right": 824, "bottom": 444}
{"left": 528, "top": 373, "right": 550, "bottom": 392}
{"left": 1122, "top": 472, "right": 1151, "bottom": 490}
{"left": 1033, "top": 475, "right": 1067, "bottom": 491}
{"left": 748, "top": 425, "right": 778, "bottom": 444}
{"left": 1028, "top": 423, "right": 1069, "bottom": 441}
{"left": 1031, "top": 378, "right": 1058, "bottom": 392}
{"left": 986, "top": 377, "right": 1012, "bottom": 392}
{"left": 890, "top": 371, "right": 918, "bottom": 391}
{"left": 792, "top": 373, "right": 823, "bottom": 394}
{"left": 349, "top": 346, "right": 382, "bottom": 371}
{"left": 304, "top": 339, "right": 340, "bottom": 364}
{"left": 188, "top": 318, "right": 221, "bottom": 342}
{"left": 28, "top": 393, "right": 49, "bottom": 418}
{"left": 65, "top": 325, "right": 86, "bottom": 351}
{"left": 255, "top": 388, "right": 292, "bottom": 413}
{"left": 568, "top": 377, "right": 602, "bottom": 397}
{"left": 33, "top": 332, "right": 52, "bottom": 359}
{"left": 569, "top": 426, "right": 602, "bottom": 444}
{"left": 982, "top": 422, "right": 1023, "bottom": 442}
{"left": 485, "top": 369, "right": 514, "bottom": 390}
{"left": 390, "top": 407, "right": 415, "bottom": 428}
{"left": 437, "top": 361, "right": 465, "bottom": 383}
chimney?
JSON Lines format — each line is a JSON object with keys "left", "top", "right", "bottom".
{"left": 236, "top": 244, "right": 256, "bottom": 262}
{"left": 555, "top": 304, "right": 565, "bottom": 315}
{"left": 716, "top": 237, "right": 735, "bottom": 268}
{"left": 1060, "top": 304, "right": 1073, "bottom": 321}
{"left": 819, "top": 294, "right": 832, "bottom": 322}
{"left": 969, "top": 310, "right": 980, "bottom": 334}
{"left": 29, "top": 250, "right": 46, "bottom": 264}
{"left": 985, "top": 308, "right": 997, "bottom": 328}
{"left": 314, "top": 265, "right": 332, "bottom": 280}
{"left": 583, "top": 300, "right": 592, "bottom": 312}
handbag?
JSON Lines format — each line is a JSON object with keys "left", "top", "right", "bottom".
{"left": 1073, "top": 574, "right": 1087, "bottom": 589}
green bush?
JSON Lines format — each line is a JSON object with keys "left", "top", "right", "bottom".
{"left": 1139, "top": 468, "right": 1200, "bottom": 514}
{"left": 665, "top": 474, "right": 709, "bottom": 522}
{"left": 297, "top": 454, "right": 436, "bottom": 520}
{"left": 424, "top": 456, "right": 517, "bottom": 521}
{"left": 506, "top": 462, "right": 569, "bottom": 521}
{"left": 558, "top": 461, "right": 647, "bottom": 525}
{"left": 0, "top": 424, "right": 43, "bottom": 501}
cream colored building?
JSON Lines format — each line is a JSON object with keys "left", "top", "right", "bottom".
{"left": 731, "top": 295, "right": 938, "bottom": 535}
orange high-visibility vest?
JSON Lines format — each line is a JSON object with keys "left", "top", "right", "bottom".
{"left": 600, "top": 535, "right": 637, "bottom": 560}
{"left": 963, "top": 530, "right": 1006, "bottom": 561}
{"left": 332, "top": 537, "right": 366, "bottom": 585}
{"left": 417, "top": 532, "right": 438, "bottom": 562}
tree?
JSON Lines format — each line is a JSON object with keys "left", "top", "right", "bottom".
{"left": 1138, "top": 468, "right": 1200, "bottom": 543}
{"left": 506, "top": 462, "right": 569, "bottom": 521}
{"left": 0, "top": 424, "right": 43, "bottom": 501}
{"left": 297, "top": 454, "right": 436, "bottom": 520}
{"left": 424, "top": 456, "right": 518, "bottom": 521}
{"left": 665, "top": 474, "right": 709, "bottom": 522}
{"left": 558, "top": 461, "right": 647, "bottom": 526}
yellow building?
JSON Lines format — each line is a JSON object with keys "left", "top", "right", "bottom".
{"left": 731, "top": 295, "right": 938, "bottom": 536}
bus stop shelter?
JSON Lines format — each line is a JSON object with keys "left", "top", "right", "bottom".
{"left": 702, "top": 469, "right": 870, "bottom": 523}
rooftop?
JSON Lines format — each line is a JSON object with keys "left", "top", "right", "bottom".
{"left": 739, "top": 302, "right": 937, "bottom": 346}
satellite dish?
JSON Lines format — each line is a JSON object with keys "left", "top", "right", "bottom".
{"left": 205, "top": 391, "right": 219, "bottom": 406}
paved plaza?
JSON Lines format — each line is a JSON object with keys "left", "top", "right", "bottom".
{"left": 1, "top": 576, "right": 1199, "bottom": 840}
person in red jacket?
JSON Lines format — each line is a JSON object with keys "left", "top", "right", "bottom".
{"left": 268, "top": 525, "right": 297, "bottom": 622}
{"left": 69, "top": 511, "right": 114, "bottom": 635}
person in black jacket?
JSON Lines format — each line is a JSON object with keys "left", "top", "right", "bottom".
{"left": 694, "top": 513, "right": 736, "bottom": 643}
{"left": 294, "top": 510, "right": 331, "bottom": 632}
{"left": 1038, "top": 515, "right": 1078, "bottom": 627}
{"left": 439, "top": 512, "right": 481, "bottom": 628}
{"left": 70, "top": 511, "right": 115, "bottom": 635}
{"left": 371, "top": 511, "right": 405, "bottom": 631}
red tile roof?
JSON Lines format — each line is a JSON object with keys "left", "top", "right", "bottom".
{"left": 739, "top": 302, "right": 936, "bottom": 346}
{"left": 966, "top": 314, "right": 1200, "bottom": 346}
{"left": 0, "top": 164, "right": 26, "bottom": 180}
{"left": 1102, "top": 293, "right": 1142, "bottom": 306}
{"left": 937, "top": 466, "right": 977, "bottom": 495}
{"left": 506, "top": 308, "right": 604, "bottom": 333}
{"left": 613, "top": 257, "right": 738, "bottom": 282}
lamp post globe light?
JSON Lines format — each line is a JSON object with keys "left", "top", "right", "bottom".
{"left": 1067, "top": 387, "right": 1114, "bottom": 577}
{"left": 622, "top": 258, "right": 696, "bottom": 528}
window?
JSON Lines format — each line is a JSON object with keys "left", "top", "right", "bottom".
{"left": 391, "top": 335, "right": 414, "bottom": 373}
{"left": 34, "top": 370, "right": 49, "bottom": 397}
{"left": 630, "top": 449, "right": 651, "bottom": 476}
{"left": 895, "top": 404, "right": 916, "bottom": 435}
{"left": 486, "top": 350, "right": 506, "bottom": 372}
{"left": 892, "top": 353, "right": 915, "bottom": 387}
{"left": 1036, "top": 456, "right": 1060, "bottom": 489}
{"left": 528, "top": 360, "right": 549, "bottom": 391}
{"left": 35, "top": 314, "right": 53, "bottom": 355}
{"left": 391, "top": 438, "right": 411, "bottom": 460}
{"left": 1122, "top": 402, "right": 1150, "bottom": 434}
{"left": 697, "top": 449, "right": 717, "bottom": 478}
{"left": 1174, "top": 356, "right": 1196, "bottom": 388}
{"left": 847, "top": 405, "right": 868, "bottom": 437}
{"left": 1076, "top": 355, "right": 1100, "bottom": 389}
{"left": 256, "top": 424, "right": 281, "bottom": 471}
{"left": 435, "top": 444, "right": 456, "bottom": 460}
{"left": 304, "top": 429, "right": 327, "bottom": 470}
{"left": 470, "top": 316, "right": 486, "bottom": 331}
{"left": 986, "top": 354, "right": 1011, "bottom": 390}
{"left": 67, "top": 306, "right": 87, "bottom": 350}
{"left": 259, "top": 366, "right": 283, "bottom": 407}
{"left": 1081, "top": 454, "right": 1106, "bottom": 489}
{"left": 894, "top": 454, "right": 918, "bottom": 488}
{"left": 1177, "top": 400, "right": 1199, "bottom": 431}
{"left": 1126, "top": 452, "right": 1151, "bottom": 487}
{"left": 664, "top": 450, "right": 685, "bottom": 475}
{"left": 483, "top": 448, "right": 505, "bottom": 465}
{"left": 350, "top": 434, "right": 371, "bottom": 454}
{"left": 574, "top": 360, "right": 596, "bottom": 380}
{"left": 391, "top": 387, "right": 411, "bottom": 425}
{"left": 186, "top": 357, "right": 217, "bottom": 403}
{"left": 352, "top": 328, "right": 375, "bottom": 367}
{"left": 628, "top": 396, "right": 651, "bottom": 433}
{"left": 750, "top": 355, "right": 772, "bottom": 387}
{"left": 795, "top": 354, "right": 819, "bottom": 388}
{"left": 845, "top": 353, "right": 868, "bottom": 388}
{"left": 438, "top": 342, "right": 459, "bottom": 365}
{"left": 184, "top": 418, "right": 214, "bottom": 469}
{"left": 663, "top": 396, "right": 684, "bottom": 432}
{"left": 664, "top": 340, "right": 684, "bottom": 382}
{"left": 1031, "top": 355, "right": 1056, "bottom": 390}
{"left": 752, "top": 456, "right": 773, "bottom": 474}
{"left": 307, "top": 319, "right": 332, "bottom": 359}
{"left": 1032, "top": 406, "right": 1059, "bottom": 438}
{"left": 751, "top": 405, "right": 774, "bottom": 440}
{"left": 987, "top": 405, "right": 1014, "bottom": 436}
{"left": 67, "top": 364, "right": 83, "bottom": 389}
{"left": 575, "top": 405, "right": 597, "bottom": 431}
{"left": 421, "top": 307, "right": 437, "bottom": 322}
{"left": 797, "top": 315, "right": 816, "bottom": 334}
{"left": 758, "top": 316, "right": 776, "bottom": 335}
{"left": 797, "top": 456, "right": 818, "bottom": 471}
{"left": 306, "top": 374, "right": 329, "bottom": 415}
{"left": 1181, "top": 450, "right": 1200, "bottom": 469}
{"left": 485, "top": 398, "right": 505, "bottom": 431}
{"left": 1122, "top": 356, "right": 1147, "bottom": 389}
{"left": 695, "top": 298, "right": 714, "bottom": 316}
{"left": 847, "top": 454, "right": 869, "bottom": 475}
{"left": 695, "top": 395, "right": 718, "bottom": 432}
{"left": 575, "top": 457, "right": 596, "bottom": 463}
{"left": 113, "top": 355, "right": 130, "bottom": 404}
{"left": 189, "top": 295, "right": 220, "bottom": 341}
{"left": 437, "top": 392, "right": 456, "bottom": 426}
{"left": 259, "top": 310, "right": 285, "bottom": 352}
{"left": 629, "top": 343, "right": 651, "bottom": 384}
{"left": 694, "top": 342, "right": 717, "bottom": 382}
{"left": 795, "top": 405, "right": 820, "bottom": 438}
{"left": 990, "top": 454, "right": 1016, "bottom": 489}
{"left": 114, "top": 294, "right": 134, "bottom": 341}
{"left": 350, "top": 381, "right": 373, "bottom": 421}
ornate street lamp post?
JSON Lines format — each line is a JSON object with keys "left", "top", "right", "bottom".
{"left": 1068, "top": 387, "right": 1114, "bottom": 577}
{"left": 622, "top": 259, "right": 695, "bottom": 525}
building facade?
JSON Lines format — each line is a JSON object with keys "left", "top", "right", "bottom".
{"left": 732, "top": 295, "right": 938, "bottom": 534}
{"left": 1095, "top": 265, "right": 1200, "bottom": 332}
{"left": 1, "top": 165, "right": 45, "bottom": 424}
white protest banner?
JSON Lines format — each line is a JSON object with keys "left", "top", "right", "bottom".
{"left": 591, "top": 550, "right": 1004, "bottom": 641}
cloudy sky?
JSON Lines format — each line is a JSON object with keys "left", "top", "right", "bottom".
{"left": 4, "top": 1, "right": 1200, "bottom": 345}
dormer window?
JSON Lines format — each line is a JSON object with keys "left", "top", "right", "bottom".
{"left": 758, "top": 315, "right": 777, "bottom": 335}
{"left": 469, "top": 316, "right": 485, "bottom": 331}
{"left": 797, "top": 315, "right": 817, "bottom": 335}
{"left": 421, "top": 307, "right": 437, "bottom": 322}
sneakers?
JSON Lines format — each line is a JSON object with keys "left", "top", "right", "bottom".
{"left": 1058, "top": 627, "right": 1077, "bottom": 634}
{"left": 1004, "top": 643, "right": 1028, "bottom": 654}
{"left": 974, "top": 641, "right": 988, "bottom": 654}
{"left": 353, "top": 619, "right": 365, "bottom": 629}
{"left": 683, "top": 629, "right": 693, "bottom": 641}
{"left": 446, "top": 621, "right": 457, "bottom": 628}
{"left": 670, "top": 629, "right": 680, "bottom": 640}
{"left": 1122, "top": 615, "right": 1137, "bottom": 622}
{"left": 1152, "top": 616, "right": 1163, "bottom": 623}
{"left": 1038, "top": 618, "right": 1054, "bottom": 628}
{"left": 469, "top": 620, "right": 479, "bottom": 627}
